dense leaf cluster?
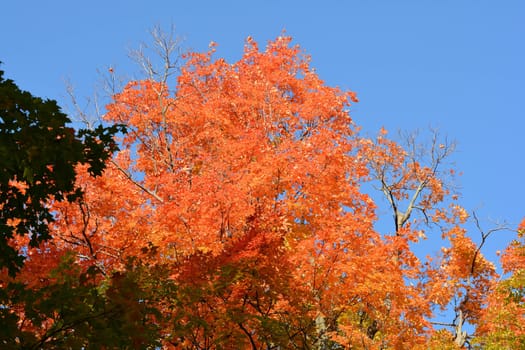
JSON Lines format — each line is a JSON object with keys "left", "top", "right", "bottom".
{"left": 0, "top": 33, "right": 523, "bottom": 349}
{"left": 0, "top": 68, "right": 124, "bottom": 275}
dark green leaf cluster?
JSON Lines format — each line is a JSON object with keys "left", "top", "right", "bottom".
{"left": 0, "top": 67, "right": 125, "bottom": 276}
{"left": 0, "top": 253, "right": 161, "bottom": 349}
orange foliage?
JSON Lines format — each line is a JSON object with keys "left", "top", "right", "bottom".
{"left": 7, "top": 36, "right": 521, "bottom": 348}
{"left": 473, "top": 220, "right": 525, "bottom": 348}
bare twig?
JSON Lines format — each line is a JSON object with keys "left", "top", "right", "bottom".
{"left": 110, "top": 159, "right": 164, "bottom": 203}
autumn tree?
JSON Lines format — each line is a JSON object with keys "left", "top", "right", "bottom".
{"left": 65, "top": 34, "right": 434, "bottom": 347}
{"left": 360, "top": 128, "right": 509, "bottom": 348}
{"left": 4, "top": 33, "right": 523, "bottom": 349}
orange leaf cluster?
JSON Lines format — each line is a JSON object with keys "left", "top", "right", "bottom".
{"left": 5, "top": 36, "right": 523, "bottom": 349}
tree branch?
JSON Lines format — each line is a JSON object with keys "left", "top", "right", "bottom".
{"left": 110, "top": 159, "right": 164, "bottom": 203}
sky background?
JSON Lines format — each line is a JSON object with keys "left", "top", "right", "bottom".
{"left": 2, "top": 1, "right": 524, "bottom": 271}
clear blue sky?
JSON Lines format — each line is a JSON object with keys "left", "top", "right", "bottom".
{"left": 2, "top": 1, "right": 524, "bottom": 264}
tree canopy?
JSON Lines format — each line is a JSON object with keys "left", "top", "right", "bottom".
{"left": 0, "top": 67, "right": 124, "bottom": 276}
{"left": 1, "top": 36, "right": 523, "bottom": 349}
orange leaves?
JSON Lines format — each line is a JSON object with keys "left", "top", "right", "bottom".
{"left": 83, "top": 37, "right": 454, "bottom": 347}
{"left": 501, "top": 218, "right": 525, "bottom": 271}
{"left": 100, "top": 34, "right": 365, "bottom": 267}
{"left": 7, "top": 34, "right": 515, "bottom": 348}
{"left": 447, "top": 229, "right": 493, "bottom": 280}
{"left": 100, "top": 35, "right": 387, "bottom": 347}
{"left": 519, "top": 217, "right": 525, "bottom": 233}
{"left": 473, "top": 222, "right": 525, "bottom": 347}
{"left": 452, "top": 204, "right": 469, "bottom": 223}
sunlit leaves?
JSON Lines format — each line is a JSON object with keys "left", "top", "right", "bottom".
{"left": 472, "top": 220, "right": 525, "bottom": 348}
{"left": 3, "top": 35, "right": 522, "bottom": 349}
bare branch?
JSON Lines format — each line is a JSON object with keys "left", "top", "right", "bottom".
{"left": 110, "top": 159, "right": 164, "bottom": 203}
{"left": 128, "top": 23, "right": 183, "bottom": 84}
{"left": 470, "top": 211, "right": 509, "bottom": 274}
{"left": 65, "top": 80, "right": 98, "bottom": 128}
{"left": 430, "top": 321, "right": 456, "bottom": 327}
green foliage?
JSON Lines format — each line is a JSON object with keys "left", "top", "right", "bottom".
{"left": 0, "top": 67, "right": 125, "bottom": 276}
{"left": 0, "top": 253, "right": 162, "bottom": 349}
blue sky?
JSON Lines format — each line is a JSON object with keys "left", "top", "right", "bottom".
{"left": 2, "top": 1, "right": 524, "bottom": 264}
